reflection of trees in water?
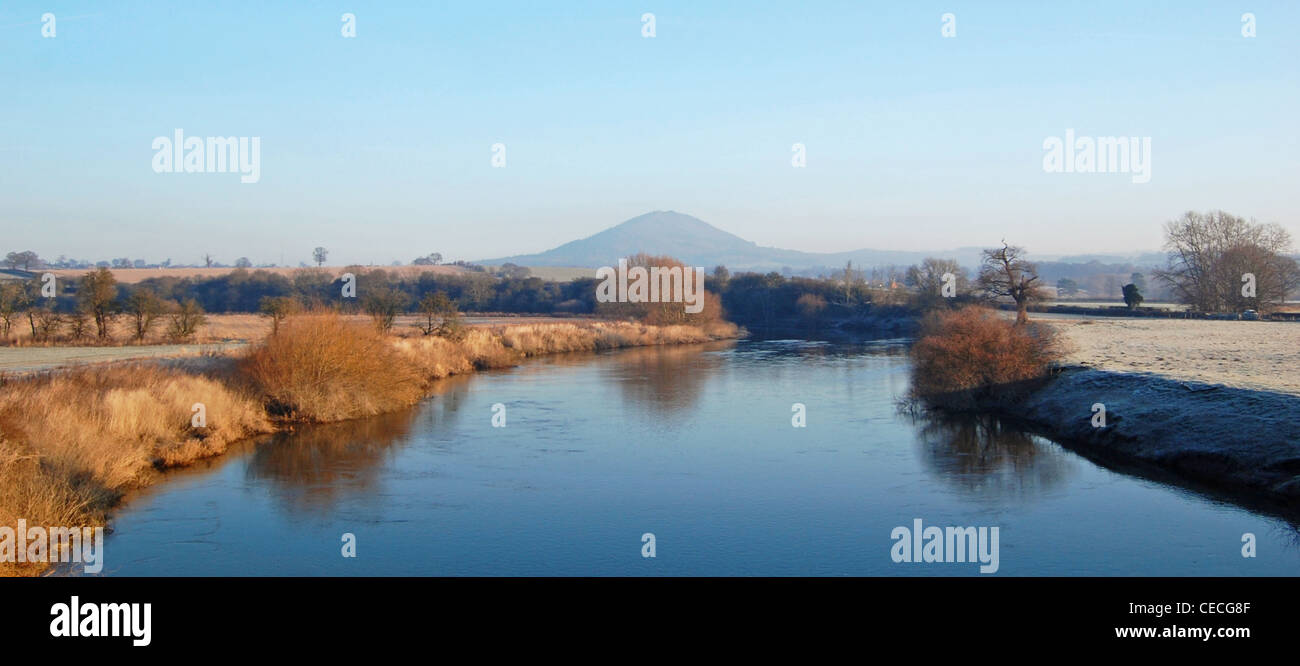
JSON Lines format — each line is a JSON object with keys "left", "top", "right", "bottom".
{"left": 603, "top": 339, "right": 907, "bottom": 415}
{"left": 605, "top": 342, "right": 732, "bottom": 415}
{"left": 245, "top": 375, "right": 472, "bottom": 514}
{"left": 913, "top": 413, "right": 1078, "bottom": 503}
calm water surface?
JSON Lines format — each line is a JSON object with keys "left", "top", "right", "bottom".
{"left": 96, "top": 340, "right": 1299, "bottom": 575}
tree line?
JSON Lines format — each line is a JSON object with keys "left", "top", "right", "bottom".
{"left": 0, "top": 268, "right": 207, "bottom": 343}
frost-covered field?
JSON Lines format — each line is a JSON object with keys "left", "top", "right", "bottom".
{"left": 1044, "top": 315, "right": 1300, "bottom": 395}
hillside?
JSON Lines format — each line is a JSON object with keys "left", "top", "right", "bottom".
{"left": 478, "top": 211, "right": 984, "bottom": 273}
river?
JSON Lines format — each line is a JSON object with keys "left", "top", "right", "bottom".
{"left": 92, "top": 339, "right": 1298, "bottom": 575}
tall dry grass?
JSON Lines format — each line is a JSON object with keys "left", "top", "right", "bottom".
{"left": 0, "top": 313, "right": 738, "bottom": 574}
{"left": 238, "top": 313, "right": 427, "bottom": 422}
{"left": 909, "top": 306, "right": 1064, "bottom": 411}
{"left": 242, "top": 315, "right": 740, "bottom": 422}
{"left": 0, "top": 362, "right": 270, "bottom": 575}
{"left": 494, "top": 320, "right": 736, "bottom": 355}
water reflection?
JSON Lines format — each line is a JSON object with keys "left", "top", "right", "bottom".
{"left": 912, "top": 413, "right": 1078, "bottom": 503}
{"left": 602, "top": 341, "right": 733, "bottom": 415}
{"left": 244, "top": 376, "right": 473, "bottom": 514}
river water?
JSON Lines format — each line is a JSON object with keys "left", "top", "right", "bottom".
{"left": 94, "top": 339, "right": 1298, "bottom": 575}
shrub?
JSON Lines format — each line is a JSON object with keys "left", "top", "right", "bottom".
{"left": 259, "top": 296, "right": 301, "bottom": 334}
{"left": 795, "top": 293, "right": 827, "bottom": 321}
{"left": 166, "top": 298, "right": 208, "bottom": 341}
{"left": 909, "top": 306, "right": 1063, "bottom": 410}
{"left": 237, "top": 312, "right": 426, "bottom": 421}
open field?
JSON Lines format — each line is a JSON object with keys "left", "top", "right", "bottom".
{"left": 1043, "top": 315, "right": 1300, "bottom": 395}
{"left": 0, "top": 343, "right": 246, "bottom": 374}
{"left": 480, "top": 265, "right": 593, "bottom": 281}
{"left": 1043, "top": 300, "right": 1188, "bottom": 311}
{"left": 0, "top": 313, "right": 596, "bottom": 365}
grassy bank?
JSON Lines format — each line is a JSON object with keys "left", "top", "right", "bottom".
{"left": 996, "top": 366, "right": 1300, "bottom": 506}
{"left": 0, "top": 315, "right": 738, "bottom": 575}
{"left": 907, "top": 306, "right": 1300, "bottom": 510}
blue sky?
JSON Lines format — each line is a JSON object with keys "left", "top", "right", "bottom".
{"left": 2, "top": 1, "right": 1297, "bottom": 266}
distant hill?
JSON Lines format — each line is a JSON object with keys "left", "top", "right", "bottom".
{"left": 478, "top": 211, "right": 987, "bottom": 273}
{"left": 1037, "top": 252, "right": 1168, "bottom": 265}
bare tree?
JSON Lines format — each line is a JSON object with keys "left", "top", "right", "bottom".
{"left": 166, "top": 299, "right": 208, "bottom": 341}
{"left": 5, "top": 250, "right": 40, "bottom": 271}
{"left": 313, "top": 247, "right": 329, "bottom": 267}
{"left": 30, "top": 307, "right": 63, "bottom": 342}
{"left": 362, "top": 286, "right": 407, "bottom": 333}
{"left": 259, "top": 296, "right": 300, "bottom": 334}
{"left": 835, "top": 260, "right": 863, "bottom": 305}
{"left": 906, "top": 257, "right": 969, "bottom": 308}
{"left": 124, "top": 288, "right": 164, "bottom": 341}
{"left": 977, "top": 242, "right": 1045, "bottom": 325}
{"left": 1154, "top": 210, "right": 1300, "bottom": 313}
{"left": 415, "top": 291, "right": 462, "bottom": 337}
{"left": 0, "top": 282, "right": 27, "bottom": 340}
{"left": 79, "top": 267, "right": 119, "bottom": 339}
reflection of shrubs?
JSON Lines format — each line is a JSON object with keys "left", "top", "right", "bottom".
{"left": 909, "top": 306, "right": 1062, "bottom": 410}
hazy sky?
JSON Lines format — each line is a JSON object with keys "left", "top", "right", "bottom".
{"left": 3, "top": 1, "right": 1297, "bottom": 266}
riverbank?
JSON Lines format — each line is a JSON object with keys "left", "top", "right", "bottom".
{"left": 1005, "top": 366, "right": 1300, "bottom": 502}
{"left": 0, "top": 317, "right": 739, "bottom": 576}
{"left": 992, "top": 317, "right": 1300, "bottom": 506}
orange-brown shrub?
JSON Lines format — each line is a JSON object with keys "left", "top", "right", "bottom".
{"left": 237, "top": 312, "right": 426, "bottom": 422}
{"left": 594, "top": 253, "right": 725, "bottom": 327}
{"left": 909, "top": 306, "right": 1062, "bottom": 410}
{"left": 0, "top": 361, "right": 271, "bottom": 575}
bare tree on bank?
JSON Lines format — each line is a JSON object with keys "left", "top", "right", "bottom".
{"left": 79, "top": 267, "right": 119, "bottom": 339}
{"left": 0, "top": 282, "right": 27, "bottom": 340}
{"left": 167, "top": 299, "right": 208, "bottom": 341}
{"left": 1154, "top": 210, "right": 1300, "bottom": 313}
{"left": 977, "top": 242, "right": 1045, "bottom": 325}
{"left": 259, "top": 296, "right": 301, "bottom": 335}
{"left": 124, "top": 288, "right": 163, "bottom": 341}
{"left": 905, "top": 257, "right": 969, "bottom": 309}
{"left": 415, "top": 291, "right": 463, "bottom": 338}
{"left": 313, "top": 247, "right": 329, "bottom": 267}
{"left": 363, "top": 286, "right": 407, "bottom": 333}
